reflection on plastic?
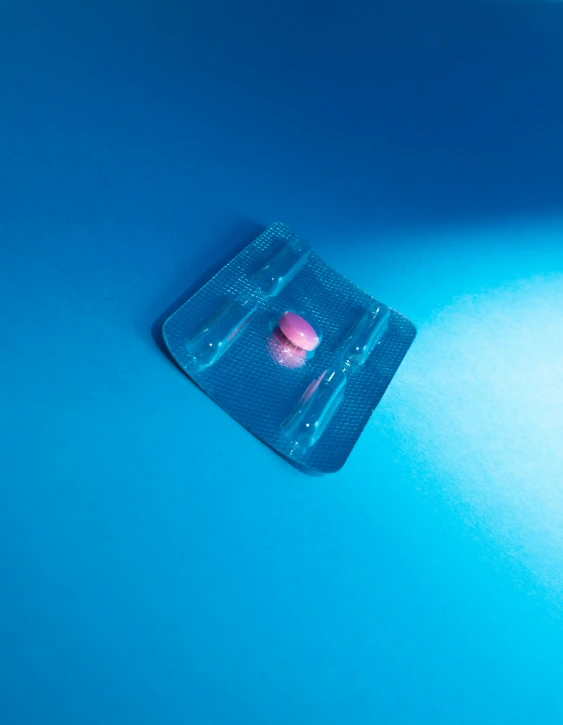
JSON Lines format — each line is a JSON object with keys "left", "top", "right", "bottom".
{"left": 252, "top": 236, "right": 311, "bottom": 298}
{"left": 283, "top": 369, "right": 347, "bottom": 453}
{"left": 336, "top": 302, "right": 391, "bottom": 369}
{"left": 185, "top": 296, "right": 257, "bottom": 371}
{"left": 267, "top": 327, "right": 307, "bottom": 369}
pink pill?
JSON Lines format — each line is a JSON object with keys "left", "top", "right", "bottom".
{"left": 278, "top": 311, "right": 320, "bottom": 353}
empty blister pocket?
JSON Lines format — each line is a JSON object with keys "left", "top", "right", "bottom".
{"left": 162, "top": 222, "right": 416, "bottom": 474}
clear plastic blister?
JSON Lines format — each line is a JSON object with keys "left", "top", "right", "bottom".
{"left": 162, "top": 223, "right": 416, "bottom": 474}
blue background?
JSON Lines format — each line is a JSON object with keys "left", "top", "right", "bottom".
{"left": 2, "top": 1, "right": 563, "bottom": 723}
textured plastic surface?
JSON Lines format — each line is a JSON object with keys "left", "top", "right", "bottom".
{"left": 162, "top": 223, "right": 416, "bottom": 473}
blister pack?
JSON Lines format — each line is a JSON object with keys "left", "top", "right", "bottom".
{"left": 162, "top": 223, "right": 416, "bottom": 473}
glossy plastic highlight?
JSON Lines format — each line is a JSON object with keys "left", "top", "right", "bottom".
{"left": 336, "top": 302, "right": 391, "bottom": 369}
{"left": 185, "top": 295, "right": 257, "bottom": 371}
{"left": 283, "top": 369, "right": 347, "bottom": 452}
{"left": 252, "top": 236, "right": 310, "bottom": 298}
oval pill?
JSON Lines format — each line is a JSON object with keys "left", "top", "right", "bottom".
{"left": 278, "top": 312, "right": 320, "bottom": 352}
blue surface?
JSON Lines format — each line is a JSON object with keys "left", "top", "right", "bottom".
{"left": 2, "top": 2, "right": 563, "bottom": 723}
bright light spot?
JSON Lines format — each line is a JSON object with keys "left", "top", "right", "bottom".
{"left": 378, "top": 274, "right": 563, "bottom": 597}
